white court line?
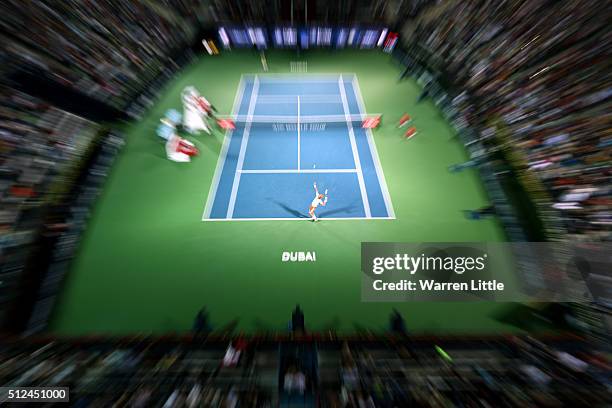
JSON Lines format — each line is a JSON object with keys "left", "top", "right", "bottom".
{"left": 203, "top": 216, "right": 395, "bottom": 222}
{"left": 256, "top": 73, "right": 345, "bottom": 80}
{"left": 297, "top": 95, "right": 301, "bottom": 171}
{"left": 257, "top": 94, "right": 342, "bottom": 97}
{"left": 256, "top": 80, "right": 341, "bottom": 84}
{"left": 351, "top": 75, "right": 396, "bottom": 219}
{"left": 256, "top": 97, "right": 342, "bottom": 104}
{"left": 228, "top": 114, "right": 375, "bottom": 123}
{"left": 257, "top": 94, "right": 342, "bottom": 99}
{"left": 247, "top": 73, "right": 357, "bottom": 83}
{"left": 338, "top": 74, "right": 371, "bottom": 218}
{"left": 255, "top": 99, "right": 342, "bottom": 103}
{"left": 202, "top": 75, "right": 246, "bottom": 220}
{"left": 226, "top": 75, "right": 260, "bottom": 218}
{"left": 239, "top": 169, "right": 357, "bottom": 174}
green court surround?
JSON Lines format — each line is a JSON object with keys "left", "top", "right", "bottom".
{"left": 50, "top": 50, "right": 524, "bottom": 335}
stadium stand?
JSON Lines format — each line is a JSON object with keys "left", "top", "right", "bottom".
{"left": 0, "top": 310, "right": 610, "bottom": 406}
{"left": 0, "top": 0, "right": 205, "bottom": 109}
{"left": 398, "top": 0, "right": 610, "bottom": 243}
{"left": 394, "top": 0, "right": 610, "bottom": 344}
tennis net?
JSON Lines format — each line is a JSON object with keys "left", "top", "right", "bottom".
{"left": 217, "top": 114, "right": 382, "bottom": 129}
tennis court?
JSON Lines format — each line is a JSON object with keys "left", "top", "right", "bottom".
{"left": 52, "top": 51, "right": 509, "bottom": 335}
{"left": 203, "top": 74, "right": 394, "bottom": 220}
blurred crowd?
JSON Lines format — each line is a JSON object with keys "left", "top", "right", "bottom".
{"left": 406, "top": 0, "right": 610, "bottom": 242}
{"left": 25, "top": 131, "right": 124, "bottom": 335}
{"left": 0, "top": 85, "right": 104, "bottom": 328}
{"left": 328, "top": 335, "right": 611, "bottom": 407}
{"left": 0, "top": 336, "right": 270, "bottom": 407}
{"left": 0, "top": 332, "right": 609, "bottom": 407}
{"left": 0, "top": 0, "right": 202, "bottom": 332}
{"left": 0, "top": 0, "right": 203, "bottom": 109}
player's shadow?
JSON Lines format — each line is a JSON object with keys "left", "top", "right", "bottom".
{"left": 318, "top": 204, "right": 359, "bottom": 217}
{"left": 271, "top": 200, "right": 310, "bottom": 218}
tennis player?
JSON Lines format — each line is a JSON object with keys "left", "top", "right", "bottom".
{"left": 182, "top": 86, "right": 210, "bottom": 134}
{"left": 309, "top": 182, "right": 328, "bottom": 222}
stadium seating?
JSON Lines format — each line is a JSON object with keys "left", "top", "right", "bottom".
{"left": 400, "top": 0, "right": 610, "bottom": 243}
{"left": 0, "top": 0, "right": 204, "bottom": 109}
{"left": 0, "top": 328, "right": 609, "bottom": 407}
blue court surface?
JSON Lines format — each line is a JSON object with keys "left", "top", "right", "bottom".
{"left": 203, "top": 74, "right": 395, "bottom": 221}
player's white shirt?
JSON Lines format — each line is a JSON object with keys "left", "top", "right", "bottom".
{"left": 183, "top": 95, "right": 209, "bottom": 133}
{"left": 311, "top": 196, "right": 324, "bottom": 208}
